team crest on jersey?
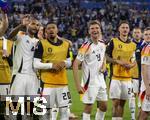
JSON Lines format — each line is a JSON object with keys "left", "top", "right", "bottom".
{"left": 92, "top": 50, "right": 95, "bottom": 54}
{"left": 118, "top": 44, "right": 122, "bottom": 49}
{"left": 48, "top": 48, "right": 52, "bottom": 53}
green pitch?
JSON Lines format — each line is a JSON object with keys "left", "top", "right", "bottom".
{"left": 67, "top": 70, "right": 139, "bottom": 120}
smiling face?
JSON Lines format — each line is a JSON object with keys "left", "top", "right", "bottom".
{"left": 88, "top": 23, "right": 102, "bottom": 42}
{"left": 45, "top": 23, "right": 58, "bottom": 39}
{"left": 143, "top": 29, "right": 150, "bottom": 42}
{"left": 119, "top": 23, "right": 130, "bottom": 37}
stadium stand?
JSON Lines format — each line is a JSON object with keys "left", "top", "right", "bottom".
{"left": 4, "top": 0, "right": 150, "bottom": 56}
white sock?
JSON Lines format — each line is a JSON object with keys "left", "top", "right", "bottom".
{"left": 95, "top": 109, "right": 106, "bottom": 120}
{"left": 59, "top": 107, "right": 69, "bottom": 120}
{"left": 95, "top": 109, "right": 100, "bottom": 120}
{"left": 129, "top": 97, "right": 136, "bottom": 120}
{"left": 67, "top": 107, "right": 71, "bottom": 115}
{"left": 112, "top": 117, "right": 117, "bottom": 120}
{"left": 117, "top": 117, "right": 123, "bottom": 120}
{"left": 138, "top": 96, "right": 141, "bottom": 108}
{"left": 51, "top": 108, "right": 59, "bottom": 120}
{"left": 83, "top": 112, "right": 90, "bottom": 120}
{"left": 112, "top": 117, "right": 123, "bottom": 120}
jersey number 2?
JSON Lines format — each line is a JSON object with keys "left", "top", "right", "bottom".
{"left": 62, "top": 92, "right": 71, "bottom": 100}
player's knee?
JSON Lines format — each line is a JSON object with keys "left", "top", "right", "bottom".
{"left": 112, "top": 99, "right": 124, "bottom": 117}
{"left": 84, "top": 104, "right": 93, "bottom": 114}
{"left": 59, "top": 107, "right": 69, "bottom": 120}
{"left": 139, "top": 111, "right": 149, "bottom": 120}
{"left": 99, "top": 102, "right": 107, "bottom": 112}
{"left": 112, "top": 99, "right": 120, "bottom": 108}
{"left": 100, "top": 106, "right": 107, "bottom": 112}
{"left": 112, "top": 103, "right": 119, "bottom": 114}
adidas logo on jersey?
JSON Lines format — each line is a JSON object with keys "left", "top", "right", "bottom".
{"left": 26, "top": 40, "right": 30, "bottom": 43}
{"left": 92, "top": 50, "right": 95, "bottom": 54}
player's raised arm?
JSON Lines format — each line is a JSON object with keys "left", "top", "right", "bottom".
{"left": 8, "top": 15, "right": 30, "bottom": 40}
{"left": 0, "top": 8, "right": 8, "bottom": 37}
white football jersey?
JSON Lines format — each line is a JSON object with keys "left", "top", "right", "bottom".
{"left": 140, "top": 43, "right": 150, "bottom": 92}
{"left": 12, "top": 32, "right": 39, "bottom": 75}
{"left": 76, "top": 40, "right": 106, "bottom": 88}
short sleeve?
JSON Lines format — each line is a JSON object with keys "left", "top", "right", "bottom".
{"left": 76, "top": 42, "right": 91, "bottom": 62}
{"left": 141, "top": 44, "right": 150, "bottom": 65}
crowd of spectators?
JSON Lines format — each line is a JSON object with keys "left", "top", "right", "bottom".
{"left": 5, "top": 0, "right": 150, "bottom": 56}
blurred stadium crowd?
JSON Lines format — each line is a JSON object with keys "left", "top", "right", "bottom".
{"left": 6, "top": 0, "right": 150, "bottom": 56}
